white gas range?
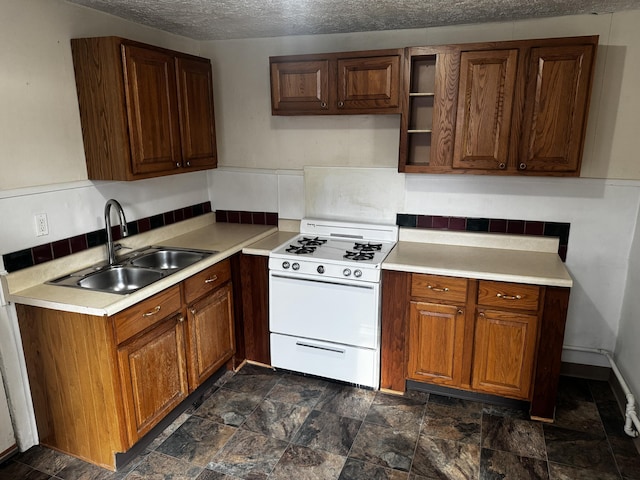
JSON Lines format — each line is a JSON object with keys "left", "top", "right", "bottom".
{"left": 268, "top": 218, "right": 398, "bottom": 388}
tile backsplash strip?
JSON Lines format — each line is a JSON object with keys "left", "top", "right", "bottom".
{"left": 397, "top": 214, "right": 570, "bottom": 261}
{"left": 215, "top": 209, "right": 278, "bottom": 226}
{"left": 3, "top": 202, "right": 212, "bottom": 273}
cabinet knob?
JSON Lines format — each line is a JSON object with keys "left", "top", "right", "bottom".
{"left": 175, "top": 162, "right": 181, "bottom": 168}
{"left": 498, "top": 162, "right": 506, "bottom": 170}
{"left": 457, "top": 309, "right": 464, "bottom": 315}
{"left": 519, "top": 163, "right": 527, "bottom": 170}
{"left": 178, "top": 316, "right": 185, "bottom": 323}
{"left": 320, "top": 102, "right": 327, "bottom": 109}
{"left": 338, "top": 101, "right": 344, "bottom": 108}
{"left": 186, "top": 161, "right": 191, "bottom": 167}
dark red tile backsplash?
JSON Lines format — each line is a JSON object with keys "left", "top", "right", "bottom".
{"left": 3, "top": 201, "right": 213, "bottom": 273}
{"left": 397, "top": 213, "right": 570, "bottom": 262}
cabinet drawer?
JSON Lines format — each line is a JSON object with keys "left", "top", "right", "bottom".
{"left": 114, "top": 285, "right": 182, "bottom": 344}
{"left": 477, "top": 281, "right": 541, "bottom": 312}
{"left": 184, "top": 259, "right": 231, "bottom": 304}
{"left": 411, "top": 274, "right": 468, "bottom": 304}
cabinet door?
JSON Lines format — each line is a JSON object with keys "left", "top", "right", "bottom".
{"left": 519, "top": 44, "right": 595, "bottom": 173}
{"left": 118, "top": 314, "right": 188, "bottom": 444}
{"left": 270, "top": 60, "right": 330, "bottom": 114}
{"left": 472, "top": 309, "right": 538, "bottom": 399}
{"left": 186, "top": 283, "right": 235, "bottom": 390}
{"left": 407, "top": 301, "right": 465, "bottom": 386}
{"left": 453, "top": 49, "right": 518, "bottom": 171}
{"left": 176, "top": 56, "right": 217, "bottom": 169}
{"left": 337, "top": 55, "right": 401, "bottom": 113}
{"left": 122, "top": 44, "right": 182, "bottom": 175}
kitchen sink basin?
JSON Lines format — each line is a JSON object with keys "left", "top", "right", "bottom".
{"left": 77, "top": 266, "right": 164, "bottom": 294}
{"left": 130, "top": 249, "right": 208, "bottom": 270}
{"left": 47, "top": 246, "right": 216, "bottom": 294}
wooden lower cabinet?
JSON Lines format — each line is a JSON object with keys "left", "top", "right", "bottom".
{"left": 17, "top": 258, "right": 236, "bottom": 470}
{"left": 118, "top": 313, "right": 189, "bottom": 444}
{"left": 407, "top": 301, "right": 465, "bottom": 387}
{"left": 381, "top": 270, "right": 569, "bottom": 420}
{"left": 186, "top": 283, "right": 235, "bottom": 389}
{"left": 471, "top": 309, "right": 538, "bottom": 399}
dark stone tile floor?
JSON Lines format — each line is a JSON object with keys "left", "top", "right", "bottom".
{"left": 2, "top": 366, "right": 639, "bottom": 479}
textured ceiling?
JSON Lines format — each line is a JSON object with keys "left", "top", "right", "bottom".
{"left": 65, "top": 0, "right": 640, "bottom": 40}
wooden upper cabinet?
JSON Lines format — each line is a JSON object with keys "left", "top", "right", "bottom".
{"left": 122, "top": 45, "right": 182, "bottom": 176}
{"left": 453, "top": 49, "right": 518, "bottom": 171}
{"left": 337, "top": 55, "right": 400, "bottom": 111}
{"left": 519, "top": 44, "right": 595, "bottom": 174}
{"left": 400, "top": 35, "right": 598, "bottom": 176}
{"left": 270, "top": 49, "right": 402, "bottom": 115}
{"left": 71, "top": 37, "right": 217, "bottom": 181}
{"left": 270, "top": 60, "right": 330, "bottom": 113}
{"left": 176, "top": 56, "right": 218, "bottom": 170}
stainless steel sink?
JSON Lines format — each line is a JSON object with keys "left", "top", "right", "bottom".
{"left": 77, "top": 266, "right": 164, "bottom": 294}
{"left": 130, "top": 249, "right": 208, "bottom": 270}
{"left": 47, "top": 246, "right": 216, "bottom": 294}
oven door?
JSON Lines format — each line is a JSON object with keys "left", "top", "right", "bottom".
{"left": 269, "top": 271, "right": 380, "bottom": 349}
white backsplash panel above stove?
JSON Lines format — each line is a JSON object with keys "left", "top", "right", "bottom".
{"left": 304, "top": 167, "right": 405, "bottom": 224}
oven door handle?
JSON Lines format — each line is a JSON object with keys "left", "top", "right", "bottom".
{"left": 295, "top": 341, "right": 346, "bottom": 355}
{"left": 270, "top": 273, "right": 375, "bottom": 290}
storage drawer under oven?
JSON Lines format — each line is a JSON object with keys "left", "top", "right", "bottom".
{"left": 270, "top": 333, "right": 380, "bottom": 388}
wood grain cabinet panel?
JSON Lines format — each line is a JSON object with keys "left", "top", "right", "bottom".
{"left": 270, "top": 60, "right": 330, "bottom": 113}
{"left": 471, "top": 309, "right": 538, "bottom": 399}
{"left": 453, "top": 49, "right": 518, "bottom": 171}
{"left": 186, "top": 283, "right": 235, "bottom": 390}
{"left": 407, "top": 301, "right": 465, "bottom": 386}
{"left": 176, "top": 56, "right": 218, "bottom": 169}
{"left": 71, "top": 36, "right": 217, "bottom": 181}
{"left": 117, "top": 313, "right": 189, "bottom": 444}
{"left": 519, "top": 44, "right": 595, "bottom": 174}
{"left": 270, "top": 49, "right": 402, "bottom": 115}
{"left": 337, "top": 55, "right": 400, "bottom": 111}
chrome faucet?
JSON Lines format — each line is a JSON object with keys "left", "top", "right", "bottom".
{"left": 104, "top": 199, "right": 129, "bottom": 265}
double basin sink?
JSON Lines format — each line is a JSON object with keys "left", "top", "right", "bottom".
{"left": 48, "top": 246, "right": 216, "bottom": 294}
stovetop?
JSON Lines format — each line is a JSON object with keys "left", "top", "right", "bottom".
{"left": 271, "top": 235, "right": 396, "bottom": 267}
{"left": 269, "top": 219, "right": 398, "bottom": 282}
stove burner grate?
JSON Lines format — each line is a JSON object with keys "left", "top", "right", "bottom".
{"left": 298, "top": 237, "right": 327, "bottom": 247}
{"left": 286, "top": 245, "right": 317, "bottom": 255}
{"left": 353, "top": 242, "right": 382, "bottom": 252}
{"left": 344, "top": 250, "right": 375, "bottom": 261}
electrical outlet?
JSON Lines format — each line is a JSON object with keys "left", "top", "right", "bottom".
{"left": 35, "top": 213, "right": 49, "bottom": 237}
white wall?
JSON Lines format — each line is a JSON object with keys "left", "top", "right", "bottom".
{"left": 618, "top": 205, "right": 640, "bottom": 403}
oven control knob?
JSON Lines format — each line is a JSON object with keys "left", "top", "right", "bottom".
{"left": 343, "top": 268, "right": 351, "bottom": 277}
{"left": 317, "top": 265, "right": 325, "bottom": 274}
{"left": 282, "top": 261, "right": 290, "bottom": 269}
{"left": 354, "top": 269, "right": 362, "bottom": 278}
{"left": 292, "top": 262, "right": 300, "bottom": 271}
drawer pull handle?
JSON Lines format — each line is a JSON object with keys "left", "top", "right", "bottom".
{"left": 142, "top": 305, "right": 161, "bottom": 317}
{"left": 428, "top": 285, "right": 449, "bottom": 292}
{"left": 205, "top": 275, "right": 218, "bottom": 284}
{"left": 296, "top": 341, "right": 345, "bottom": 354}
{"left": 497, "top": 293, "right": 522, "bottom": 300}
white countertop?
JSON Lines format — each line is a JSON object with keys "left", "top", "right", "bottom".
{"left": 382, "top": 229, "right": 573, "bottom": 288}
{"left": 5, "top": 215, "right": 277, "bottom": 316}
